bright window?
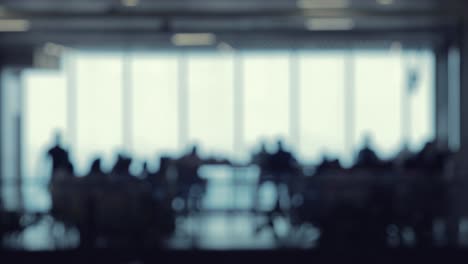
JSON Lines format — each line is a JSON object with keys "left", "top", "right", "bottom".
{"left": 74, "top": 52, "right": 124, "bottom": 174}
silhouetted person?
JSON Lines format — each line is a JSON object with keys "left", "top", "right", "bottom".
{"left": 110, "top": 154, "right": 134, "bottom": 181}
{"left": 146, "top": 157, "right": 174, "bottom": 201}
{"left": 89, "top": 158, "right": 103, "bottom": 174}
{"left": 251, "top": 142, "right": 273, "bottom": 215}
{"left": 254, "top": 140, "right": 299, "bottom": 238}
{"left": 315, "top": 155, "right": 342, "bottom": 174}
{"left": 176, "top": 146, "right": 204, "bottom": 184}
{"left": 355, "top": 135, "right": 381, "bottom": 168}
{"left": 174, "top": 145, "right": 207, "bottom": 211}
{"left": 251, "top": 141, "right": 271, "bottom": 169}
{"left": 47, "top": 132, "right": 73, "bottom": 180}
{"left": 394, "top": 143, "right": 413, "bottom": 169}
{"left": 84, "top": 158, "right": 106, "bottom": 184}
{"left": 408, "top": 140, "right": 451, "bottom": 171}
{"left": 139, "top": 161, "right": 152, "bottom": 179}
{"left": 404, "top": 140, "right": 450, "bottom": 247}
{"left": 251, "top": 141, "right": 273, "bottom": 190}
{"left": 269, "top": 140, "right": 298, "bottom": 182}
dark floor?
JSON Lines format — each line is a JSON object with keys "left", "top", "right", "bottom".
{"left": 2, "top": 248, "right": 468, "bottom": 264}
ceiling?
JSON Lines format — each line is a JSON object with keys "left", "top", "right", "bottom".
{"left": 0, "top": 0, "right": 466, "bottom": 49}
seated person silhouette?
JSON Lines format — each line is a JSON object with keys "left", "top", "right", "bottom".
{"left": 84, "top": 158, "right": 106, "bottom": 184}
{"left": 174, "top": 145, "right": 207, "bottom": 211}
{"left": 147, "top": 157, "right": 174, "bottom": 200}
{"left": 139, "top": 161, "right": 151, "bottom": 179}
{"left": 354, "top": 135, "right": 382, "bottom": 168}
{"left": 176, "top": 146, "right": 204, "bottom": 183}
{"left": 254, "top": 140, "right": 298, "bottom": 237}
{"left": 250, "top": 142, "right": 272, "bottom": 212}
{"left": 110, "top": 154, "right": 135, "bottom": 181}
{"left": 410, "top": 140, "right": 450, "bottom": 171}
{"left": 251, "top": 141, "right": 272, "bottom": 181}
{"left": 315, "top": 155, "right": 342, "bottom": 175}
{"left": 269, "top": 140, "right": 298, "bottom": 183}
{"left": 394, "top": 143, "right": 414, "bottom": 169}
{"left": 47, "top": 131, "right": 74, "bottom": 180}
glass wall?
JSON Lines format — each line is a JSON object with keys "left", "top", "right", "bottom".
{"left": 23, "top": 70, "right": 67, "bottom": 181}
{"left": 22, "top": 49, "right": 435, "bottom": 180}
{"left": 187, "top": 53, "right": 235, "bottom": 158}
{"left": 242, "top": 52, "right": 291, "bottom": 156}
{"left": 130, "top": 53, "right": 179, "bottom": 172}
{"left": 74, "top": 52, "right": 124, "bottom": 174}
{"left": 407, "top": 50, "right": 435, "bottom": 151}
{"left": 354, "top": 51, "right": 404, "bottom": 159}
{"left": 298, "top": 51, "right": 346, "bottom": 163}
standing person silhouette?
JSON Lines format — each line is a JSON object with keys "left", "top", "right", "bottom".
{"left": 47, "top": 131, "right": 74, "bottom": 181}
{"left": 174, "top": 145, "right": 207, "bottom": 212}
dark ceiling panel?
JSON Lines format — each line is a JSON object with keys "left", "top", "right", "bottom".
{"left": 0, "top": 0, "right": 464, "bottom": 48}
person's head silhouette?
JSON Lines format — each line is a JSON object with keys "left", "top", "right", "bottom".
{"left": 90, "top": 158, "right": 102, "bottom": 173}
{"left": 159, "top": 156, "right": 171, "bottom": 170}
{"left": 277, "top": 139, "right": 285, "bottom": 151}
{"left": 363, "top": 133, "right": 374, "bottom": 149}
{"left": 259, "top": 142, "right": 267, "bottom": 152}
{"left": 189, "top": 145, "right": 198, "bottom": 156}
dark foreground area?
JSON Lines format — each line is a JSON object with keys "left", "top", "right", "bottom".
{"left": 2, "top": 248, "right": 468, "bottom": 264}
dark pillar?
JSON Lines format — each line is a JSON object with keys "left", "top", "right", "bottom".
{"left": 448, "top": 19, "right": 468, "bottom": 247}
{"left": 459, "top": 22, "right": 468, "bottom": 157}
{"left": 435, "top": 43, "right": 450, "bottom": 150}
{"left": 178, "top": 54, "right": 189, "bottom": 150}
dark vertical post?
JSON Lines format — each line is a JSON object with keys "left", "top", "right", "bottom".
{"left": 178, "top": 53, "right": 189, "bottom": 150}
{"left": 344, "top": 51, "right": 355, "bottom": 164}
{"left": 122, "top": 51, "right": 133, "bottom": 153}
{"left": 0, "top": 68, "right": 3, "bottom": 191}
{"left": 459, "top": 22, "right": 468, "bottom": 156}
{"left": 66, "top": 53, "right": 77, "bottom": 152}
{"left": 435, "top": 44, "right": 450, "bottom": 150}
{"left": 448, "top": 46, "right": 461, "bottom": 151}
{"left": 233, "top": 53, "right": 244, "bottom": 160}
{"left": 289, "top": 50, "right": 300, "bottom": 151}
{"left": 15, "top": 69, "right": 23, "bottom": 211}
{"left": 401, "top": 51, "right": 411, "bottom": 147}
{"left": 448, "top": 19, "right": 468, "bottom": 248}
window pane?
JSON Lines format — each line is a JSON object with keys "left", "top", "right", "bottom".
{"left": 23, "top": 70, "right": 67, "bottom": 181}
{"left": 354, "top": 51, "right": 403, "bottom": 159}
{"left": 131, "top": 53, "right": 179, "bottom": 171}
{"left": 243, "top": 52, "right": 290, "bottom": 156}
{"left": 299, "top": 52, "right": 346, "bottom": 163}
{"left": 187, "top": 53, "right": 234, "bottom": 158}
{"left": 74, "top": 52, "right": 123, "bottom": 174}
{"left": 408, "top": 50, "right": 435, "bottom": 151}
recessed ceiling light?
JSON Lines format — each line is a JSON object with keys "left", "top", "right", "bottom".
{"left": 297, "top": 0, "right": 350, "bottom": 9}
{"left": 172, "top": 33, "right": 216, "bottom": 46}
{"left": 122, "top": 0, "right": 139, "bottom": 7}
{"left": 305, "top": 18, "right": 355, "bottom": 31}
{"left": 377, "top": 0, "right": 394, "bottom": 5}
{"left": 0, "top": 19, "right": 30, "bottom": 32}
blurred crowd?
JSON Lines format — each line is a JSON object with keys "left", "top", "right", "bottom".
{"left": 1, "top": 131, "right": 460, "bottom": 250}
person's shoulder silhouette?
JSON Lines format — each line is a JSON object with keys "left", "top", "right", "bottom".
{"left": 251, "top": 142, "right": 270, "bottom": 166}
{"left": 355, "top": 134, "right": 380, "bottom": 167}
{"left": 270, "top": 140, "right": 296, "bottom": 171}
{"left": 89, "top": 158, "right": 103, "bottom": 175}
{"left": 47, "top": 131, "right": 72, "bottom": 171}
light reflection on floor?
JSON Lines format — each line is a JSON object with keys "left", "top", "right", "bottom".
{"left": 2, "top": 166, "right": 319, "bottom": 250}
